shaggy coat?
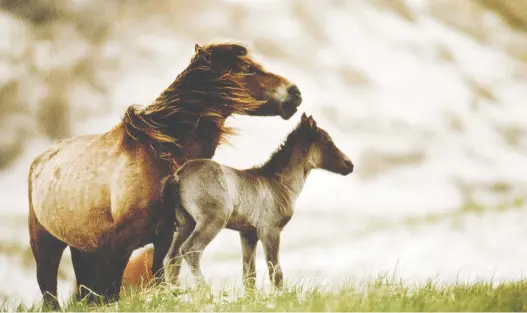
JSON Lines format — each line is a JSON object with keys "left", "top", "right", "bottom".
{"left": 163, "top": 113, "right": 353, "bottom": 290}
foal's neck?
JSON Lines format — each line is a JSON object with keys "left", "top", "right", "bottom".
{"left": 253, "top": 141, "right": 311, "bottom": 199}
{"left": 274, "top": 148, "right": 311, "bottom": 194}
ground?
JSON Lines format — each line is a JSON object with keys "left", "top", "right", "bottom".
{"left": 4, "top": 277, "right": 527, "bottom": 312}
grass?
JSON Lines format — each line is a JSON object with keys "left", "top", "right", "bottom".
{"left": 4, "top": 275, "right": 527, "bottom": 312}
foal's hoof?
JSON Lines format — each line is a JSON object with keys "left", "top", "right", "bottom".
{"left": 169, "top": 287, "right": 186, "bottom": 297}
{"left": 194, "top": 281, "right": 213, "bottom": 297}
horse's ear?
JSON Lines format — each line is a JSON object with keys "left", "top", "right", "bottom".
{"left": 301, "top": 113, "right": 308, "bottom": 121}
{"left": 230, "top": 45, "right": 248, "bottom": 56}
{"left": 195, "top": 44, "right": 211, "bottom": 65}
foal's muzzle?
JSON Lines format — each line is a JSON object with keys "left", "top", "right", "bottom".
{"left": 340, "top": 159, "right": 354, "bottom": 175}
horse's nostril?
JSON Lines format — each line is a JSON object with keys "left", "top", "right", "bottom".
{"left": 286, "top": 85, "right": 302, "bottom": 109}
{"left": 287, "top": 85, "right": 301, "bottom": 97}
{"left": 345, "top": 160, "right": 354, "bottom": 169}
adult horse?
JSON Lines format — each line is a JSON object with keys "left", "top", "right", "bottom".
{"left": 28, "top": 42, "right": 302, "bottom": 309}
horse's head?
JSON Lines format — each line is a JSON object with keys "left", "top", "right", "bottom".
{"left": 301, "top": 113, "right": 354, "bottom": 176}
{"left": 192, "top": 43, "right": 302, "bottom": 120}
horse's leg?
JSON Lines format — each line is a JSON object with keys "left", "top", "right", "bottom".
{"left": 151, "top": 179, "right": 178, "bottom": 284}
{"left": 29, "top": 206, "right": 67, "bottom": 310}
{"left": 164, "top": 221, "right": 195, "bottom": 286}
{"left": 180, "top": 219, "right": 225, "bottom": 283}
{"left": 258, "top": 228, "right": 283, "bottom": 288}
{"left": 151, "top": 235, "right": 172, "bottom": 285}
{"left": 151, "top": 222, "right": 176, "bottom": 285}
{"left": 240, "top": 230, "right": 258, "bottom": 291}
{"left": 70, "top": 249, "right": 99, "bottom": 303}
{"left": 89, "top": 249, "right": 131, "bottom": 304}
{"left": 71, "top": 249, "right": 129, "bottom": 304}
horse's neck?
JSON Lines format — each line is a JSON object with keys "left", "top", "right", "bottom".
{"left": 177, "top": 116, "right": 228, "bottom": 160}
{"left": 178, "top": 140, "right": 217, "bottom": 160}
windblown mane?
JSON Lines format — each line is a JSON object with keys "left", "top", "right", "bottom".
{"left": 250, "top": 120, "right": 312, "bottom": 176}
{"left": 122, "top": 46, "right": 263, "bottom": 163}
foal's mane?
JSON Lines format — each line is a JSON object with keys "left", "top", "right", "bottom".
{"left": 122, "top": 44, "right": 263, "bottom": 163}
{"left": 250, "top": 120, "right": 312, "bottom": 176}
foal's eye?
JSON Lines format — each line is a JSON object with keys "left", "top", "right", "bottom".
{"left": 323, "top": 137, "right": 334, "bottom": 146}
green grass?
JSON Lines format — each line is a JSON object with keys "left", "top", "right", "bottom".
{"left": 4, "top": 276, "right": 527, "bottom": 312}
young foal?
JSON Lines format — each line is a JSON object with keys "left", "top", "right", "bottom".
{"left": 163, "top": 113, "right": 354, "bottom": 289}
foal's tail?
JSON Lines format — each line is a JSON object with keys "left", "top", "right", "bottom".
{"left": 161, "top": 173, "right": 195, "bottom": 234}
{"left": 161, "top": 174, "right": 181, "bottom": 232}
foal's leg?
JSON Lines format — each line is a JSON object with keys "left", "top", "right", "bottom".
{"left": 240, "top": 230, "right": 258, "bottom": 291}
{"left": 164, "top": 217, "right": 195, "bottom": 286}
{"left": 259, "top": 228, "right": 283, "bottom": 288}
{"left": 29, "top": 206, "right": 67, "bottom": 310}
{"left": 180, "top": 219, "right": 226, "bottom": 283}
{"left": 164, "top": 227, "right": 193, "bottom": 286}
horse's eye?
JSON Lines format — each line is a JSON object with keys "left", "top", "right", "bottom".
{"left": 243, "top": 65, "right": 253, "bottom": 74}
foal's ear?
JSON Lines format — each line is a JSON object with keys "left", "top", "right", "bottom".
{"left": 195, "top": 44, "right": 202, "bottom": 52}
{"left": 307, "top": 116, "right": 317, "bottom": 128}
{"left": 301, "top": 113, "right": 317, "bottom": 128}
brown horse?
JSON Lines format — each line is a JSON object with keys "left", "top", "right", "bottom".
{"left": 28, "top": 42, "right": 302, "bottom": 309}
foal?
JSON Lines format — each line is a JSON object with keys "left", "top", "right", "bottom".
{"left": 163, "top": 113, "right": 354, "bottom": 289}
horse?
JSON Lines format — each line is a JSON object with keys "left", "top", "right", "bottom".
{"left": 28, "top": 42, "right": 302, "bottom": 309}
{"left": 163, "top": 113, "right": 354, "bottom": 290}
{"left": 73, "top": 245, "right": 155, "bottom": 295}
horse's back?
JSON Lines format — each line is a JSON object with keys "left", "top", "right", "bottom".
{"left": 29, "top": 127, "right": 166, "bottom": 250}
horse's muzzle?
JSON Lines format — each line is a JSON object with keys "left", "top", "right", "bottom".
{"left": 279, "top": 85, "right": 302, "bottom": 119}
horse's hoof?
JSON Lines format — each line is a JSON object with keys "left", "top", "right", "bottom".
{"left": 41, "top": 300, "right": 61, "bottom": 312}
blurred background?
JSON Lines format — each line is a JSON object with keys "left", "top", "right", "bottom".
{"left": 1, "top": 0, "right": 527, "bottom": 305}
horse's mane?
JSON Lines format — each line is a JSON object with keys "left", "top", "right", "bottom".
{"left": 122, "top": 44, "right": 263, "bottom": 162}
{"left": 250, "top": 120, "right": 312, "bottom": 176}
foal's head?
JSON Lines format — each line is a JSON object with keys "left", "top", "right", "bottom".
{"left": 300, "top": 113, "right": 354, "bottom": 175}
{"left": 192, "top": 43, "right": 302, "bottom": 119}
